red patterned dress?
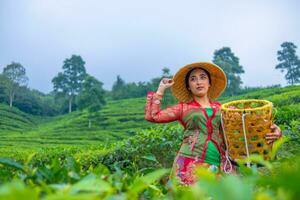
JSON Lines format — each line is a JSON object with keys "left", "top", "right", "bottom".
{"left": 144, "top": 91, "right": 228, "bottom": 185}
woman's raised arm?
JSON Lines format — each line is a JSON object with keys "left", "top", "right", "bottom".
{"left": 144, "top": 77, "right": 182, "bottom": 123}
{"left": 144, "top": 91, "right": 182, "bottom": 123}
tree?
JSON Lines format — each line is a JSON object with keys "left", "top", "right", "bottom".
{"left": 149, "top": 67, "right": 172, "bottom": 91}
{"left": 110, "top": 67, "right": 173, "bottom": 100}
{"left": 162, "top": 67, "right": 170, "bottom": 76}
{"left": 148, "top": 67, "right": 176, "bottom": 107}
{"left": 111, "top": 75, "right": 126, "bottom": 100}
{"left": 2, "top": 62, "right": 28, "bottom": 107}
{"left": 77, "top": 75, "right": 106, "bottom": 128}
{"left": 213, "top": 47, "right": 245, "bottom": 96}
{"left": 276, "top": 42, "right": 300, "bottom": 85}
{"left": 0, "top": 73, "right": 59, "bottom": 115}
{"left": 52, "top": 55, "right": 87, "bottom": 113}
{"left": 0, "top": 74, "right": 8, "bottom": 103}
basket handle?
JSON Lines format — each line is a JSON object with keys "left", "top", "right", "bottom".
{"left": 220, "top": 113, "right": 233, "bottom": 174}
{"left": 242, "top": 111, "right": 251, "bottom": 167}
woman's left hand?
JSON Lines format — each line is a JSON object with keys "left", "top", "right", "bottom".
{"left": 265, "top": 123, "right": 282, "bottom": 144}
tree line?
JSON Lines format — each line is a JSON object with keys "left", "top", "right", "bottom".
{"left": 0, "top": 56, "right": 107, "bottom": 116}
{"left": 0, "top": 41, "right": 299, "bottom": 116}
{"left": 110, "top": 42, "right": 300, "bottom": 100}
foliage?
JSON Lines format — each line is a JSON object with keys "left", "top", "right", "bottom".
{"left": 276, "top": 42, "right": 300, "bottom": 85}
{"left": 213, "top": 47, "right": 245, "bottom": 96}
{"left": 0, "top": 141, "right": 300, "bottom": 199}
{"left": 0, "top": 84, "right": 300, "bottom": 199}
{"left": 77, "top": 75, "right": 106, "bottom": 128}
{"left": 0, "top": 75, "right": 9, "bottom": 103}
{"left": 2, "top": 62, "right": 29, "bottom": 107}
{"left": 77, "top": 75, "right": 106, "bottom": 111}
{"left": 52, "top": 55, "right": 87, "bottom": 113}
{"left": 0, "top": 96, "right": 161, "bottom": 156}
{"left": 1, "top": 85, "right": 300, "bottom": 159}
{"left": 111, "top": 75, "right": 127, "bottom": 100}
{"left": 109, "top": 67, "right": 177, "bottom": 106}
{"left": 0, "top": 74, "right": 60, "bottom": 116}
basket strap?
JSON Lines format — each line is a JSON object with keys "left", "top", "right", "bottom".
{"left": 242, "top": 112, "right": 251, "bottom": 167}
{"left": 220, "top": 113, "right": 233, "bottom": 174}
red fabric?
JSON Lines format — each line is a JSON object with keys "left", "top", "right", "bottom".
{"left": 144, "top": 91, "right": 184, "bottom": 125}
{"left": 171, "top": 155, "right": 220, "bottom": 185}
{"left": 144, "top": 91, "right": 228, "bottom": 175}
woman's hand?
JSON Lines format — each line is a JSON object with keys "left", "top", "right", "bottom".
{"left": 265, "top": 123, "right": 282, "bottom": 144}
{"left": 156, "top": 78, "right": 174, "bottom": 96}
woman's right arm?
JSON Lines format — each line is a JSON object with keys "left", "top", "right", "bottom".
{"left": 144, "top": 91, "right": 182, "bottom": 123}
{"left": 144, "top": 78, "right": 182, "bottom": 123}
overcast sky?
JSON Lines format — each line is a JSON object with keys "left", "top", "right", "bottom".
{"left": 0, "top": 0, "right": 299, "bottom": 93}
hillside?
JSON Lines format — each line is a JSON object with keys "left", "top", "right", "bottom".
{"left": 0, "top": 85, "right": 299, "bottom": 158}
{"left": 0, "top": 104, "right": 37, "bottom": 132}
{"left": 0, "top": 96, "right": 169, "bottom": 154}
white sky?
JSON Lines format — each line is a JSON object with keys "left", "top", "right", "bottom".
{"left": 0, "top": 0, "right": 299, "bottom": 92}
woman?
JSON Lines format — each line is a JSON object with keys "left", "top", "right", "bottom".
{"left": 144, "top": 62, "right": 282, "bottom": 185}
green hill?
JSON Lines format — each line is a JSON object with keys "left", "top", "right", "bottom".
{"left": 23, "top": 97, "right": 161, "bottom": 144}
{"left": 0, "top": 85, "right": 299, "bottom": 159}
{"left": 0, "top": 104, "right": 37, "bottom": 132}
{"left": 0, "top": 96, "right": 168, "bottom": 154}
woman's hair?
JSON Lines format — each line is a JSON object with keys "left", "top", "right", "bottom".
{"left": 185, "top": 67, "right": 211, "bottom": 90}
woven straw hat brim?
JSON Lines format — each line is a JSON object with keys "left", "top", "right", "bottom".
{"left": 171, "top": 62, "right": 227, "bottom": 103}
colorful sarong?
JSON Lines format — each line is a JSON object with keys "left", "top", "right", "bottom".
{"left": 171, "top": 155, "right": 221, "bottom": 185}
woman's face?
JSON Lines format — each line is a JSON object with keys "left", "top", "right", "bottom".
{"left": 187, "top": 68, "right": 210, "bottom": 97}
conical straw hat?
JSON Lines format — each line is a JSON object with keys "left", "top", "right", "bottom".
{"left": 171, "top": 62, "right": 227, "bottom": 102}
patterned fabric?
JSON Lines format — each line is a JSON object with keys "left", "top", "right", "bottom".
{"left": 144, "top": 91, "right": 227, "bottom": 185}
{"left": 170, "top": 155, "right": 220, "bottom": 185}
{"left": 203, "top": 108, "right": 221, "bottom": 166}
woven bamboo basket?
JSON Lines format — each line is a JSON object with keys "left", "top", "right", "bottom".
{"left": 220, "top": 99, "right": 274, "bottom": 161}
